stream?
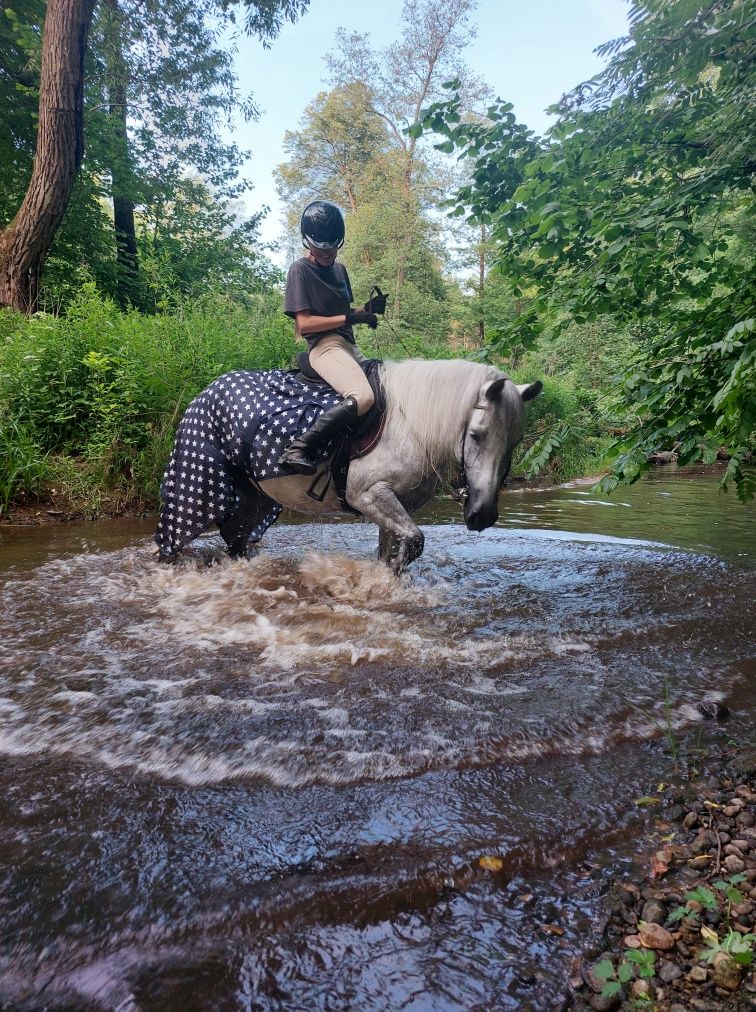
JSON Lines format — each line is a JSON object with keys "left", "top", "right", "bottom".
{"left": 0, "top": 467, "right": 754, "bottom": 1009}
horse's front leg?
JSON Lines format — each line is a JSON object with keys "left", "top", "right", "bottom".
{"left": 350, "top": 482, "right": 424, "bottom": 574}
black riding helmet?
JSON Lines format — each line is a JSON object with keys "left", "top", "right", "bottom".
{"left": 300, "top": 200, "right": 345, "bottom": 250}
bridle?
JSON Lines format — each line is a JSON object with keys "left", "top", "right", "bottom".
{"left": 442, "top": 399, "right": 491, "bottom": 506}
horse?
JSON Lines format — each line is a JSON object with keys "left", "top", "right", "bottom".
{"left": 154, "top": 358, "right": 542, "bottom": 572}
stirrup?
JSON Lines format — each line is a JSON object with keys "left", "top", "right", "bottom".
{"left": 279, "top": 443, "right": 318, "bottom": 475}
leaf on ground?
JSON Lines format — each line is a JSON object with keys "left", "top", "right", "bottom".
{"left": 635, "top": 796, "right": 660, "bottom": 806}
{"left": 478, "top": 855, "right": 503, "bottom": 872}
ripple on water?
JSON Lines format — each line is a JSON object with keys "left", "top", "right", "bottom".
{"left": 0, "top": 527, "right": 752, "bottom": 787}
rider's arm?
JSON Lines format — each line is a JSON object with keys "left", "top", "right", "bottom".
{"left": 294, "top": 310, "right": 348, "bottom": 336}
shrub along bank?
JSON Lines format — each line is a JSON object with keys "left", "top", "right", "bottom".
{"left": 0, "top": 288, "right": 621, "bottom": 519}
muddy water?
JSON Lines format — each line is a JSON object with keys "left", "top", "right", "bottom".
{"left": 0, "top": 469, "right": 754, "bottom": 1010}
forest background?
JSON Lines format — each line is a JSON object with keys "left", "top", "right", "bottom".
{"left": 0, "top": 0, "right": 753, "bottom": 518}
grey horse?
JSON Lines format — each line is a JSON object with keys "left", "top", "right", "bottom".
{"left": 156, "top": 358, "right": 541, "bottom": 572}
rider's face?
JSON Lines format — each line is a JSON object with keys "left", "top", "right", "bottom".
{"left": 307, "top": 244, "right": 338, "bottom": 267}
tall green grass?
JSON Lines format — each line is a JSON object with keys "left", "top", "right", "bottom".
{"left": 0, "top": 285, "right": 297, "bottom": 513}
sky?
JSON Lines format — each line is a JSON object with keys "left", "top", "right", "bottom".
{"left": 225, "top": 0, "right": 630, "bottom": 256}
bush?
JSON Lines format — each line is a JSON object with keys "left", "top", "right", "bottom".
{"left": 0, "top": 285, "right": 298, "bottom": 509}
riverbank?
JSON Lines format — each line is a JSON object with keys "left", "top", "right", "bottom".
{"left": 572, "top": 747, "right": 756, "bottom": 1011}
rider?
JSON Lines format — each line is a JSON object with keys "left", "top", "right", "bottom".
{"left": 278, "top": 199, "right": 388, "bottom": 475}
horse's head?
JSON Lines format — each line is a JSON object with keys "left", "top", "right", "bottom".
{"left": 461, "top": 375, "right": 542, "bottom": 532}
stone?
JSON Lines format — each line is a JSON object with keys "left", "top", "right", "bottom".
{"left": 734, "top": 900, "right": 754, "bottom": 917}
{"left": 724, "top": 801, "right": 745, "bottom": 817}
{"left": 669, "top": 1005, "right": 688, "bottom": 1012}
{"left": 630, "top": 978, "right": 653, "bottom": 997}
{"left": 624, "top": 934, "right": 642, "bottom": 948}
{"left": 688, "top": 854, "right": 711, "bottom": 870}
{"left": 690, "top": 833, "right": 715, "bottom": 855}
{"left": 718, "top": 831, "right": 731, "bottom": 844}
{"left": 683, "top": 811, "right": 699, "bottom": 830}
{"left": 687, "top": 965, "right": 708, "bottom": 982}
{"left": 659, "top": 960, "right": 683, "bottom": 983}
{"left": 640, "top": 899, "right": 666, "bottom": 924}
{"left": 712, "top": 951, "right": 742, "bottom": 990}
{"left": 668, "top": 805, "right": 686, "bottom": 821}
{"left": 638, "top": 921, "right": 675, "bottom": 950}
{"left": 737, "top": 810, "right": 756, "bottom": 829}
{"left": 725, "top": 854, "right": 746, "bottom": 874}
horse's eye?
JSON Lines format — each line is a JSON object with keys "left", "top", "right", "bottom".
{"left": 469, "top": 431, "right": 482, "bottom": 443}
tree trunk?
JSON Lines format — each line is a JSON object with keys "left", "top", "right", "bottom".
{"left": 0, "top": 0, "right": 95, "bottom": 313}
{"left": 104, "top": 0, "right": 140, "bottom": 307}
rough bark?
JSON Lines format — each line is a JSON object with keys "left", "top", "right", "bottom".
{"left": 0, "top": 0, "right": 96, "bottom": 313}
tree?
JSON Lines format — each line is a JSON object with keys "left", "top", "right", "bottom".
{"left": 326, "top": 0, "right": 486, "bottom": 314}
{"left": 420, "top": 0, "right": 756, "bottom": 499}
{"left": 0, "top": 0, "right": 96, "bottom": 312}
{"left": 0, "top": 0, "right": 311, "bottom": 313}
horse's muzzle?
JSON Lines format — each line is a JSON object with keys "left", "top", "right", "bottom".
{"left": 464, "top": 501, "right": 498, "bottom": 532}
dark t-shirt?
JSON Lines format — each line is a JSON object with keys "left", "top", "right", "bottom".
{"left": 284, "top": 257, "right": 355, "bottom": 346}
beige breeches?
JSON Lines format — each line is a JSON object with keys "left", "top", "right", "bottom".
{"left": 308, "top": 332, "right": 375, "bottom": 416}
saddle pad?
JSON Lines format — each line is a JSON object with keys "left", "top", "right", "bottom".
{"left": 155, "top": 369, "right": 342, "bottom": 557}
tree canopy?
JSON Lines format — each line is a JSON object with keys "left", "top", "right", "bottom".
{"left": 419, "top": 0, "right": 755, "bottom": 499}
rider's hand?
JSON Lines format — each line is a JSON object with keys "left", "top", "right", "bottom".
{"left": 348, "top": 310, "right": 378, "bottom": 330}
{"left": 364, "top": 291, "right": 389, "bottom": 315}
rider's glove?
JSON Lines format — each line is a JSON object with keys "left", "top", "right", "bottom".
{"left": 365, "top": 291, "right": 389, "bottom": 315}
{"left": 348, "top": 310, "right": 378, "bottom": 329}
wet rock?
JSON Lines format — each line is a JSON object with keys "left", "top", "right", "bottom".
{"left": 658, "top": 960, "right": 683, "bottom": 983}
{"left": 638, "top": 921, "right": 675, "bottom": 950}
{"left": 640, "top": 899, "right": 666, "bottom": 924}
{"left": 687, "top": 965, "right": 708, "bottom": 983}
{"left": 690, "top": 832, "right": 715, "bottom": 855}
{"left": 725, "top": 853, "right": 746, "bottom": 874}
{"left": 712, "top": 950, "right": 742, "bottom": 990}
{"left": 683, "top": 811, "right": 698, "bottom": 830}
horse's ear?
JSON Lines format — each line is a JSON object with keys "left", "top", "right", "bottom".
{"left": 484, "top": 377, "right": 508, "bottom": 403}
{"left": 516, "top": 381, "right": 543, "bottom": 402}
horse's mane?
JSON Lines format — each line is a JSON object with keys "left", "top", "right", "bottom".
{"left": 380, "top": 358, "right": 505, "bottom": 475}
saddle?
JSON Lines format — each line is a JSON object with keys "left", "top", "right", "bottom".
{"left": 294, "top": 352, "right": 386, "bottom": 513}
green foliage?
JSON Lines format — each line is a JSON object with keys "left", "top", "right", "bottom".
{"left": 0, "top": 285, "right": 297, "bottom": 509}
{"left": 701, "top": 928, "right": 755, "bottom": 967}
{"left": 0, "top": 416, "right": 49, "bottom": 515}
{"left": 419, "top": 0, "right": 756, "bottom": 499}
{"left": 593, "top": 948, "right": 656, "bottom": 1000}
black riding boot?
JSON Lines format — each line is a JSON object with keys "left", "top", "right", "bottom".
{"left": 279, "top": 396, "right": 360, "bottom": 475}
